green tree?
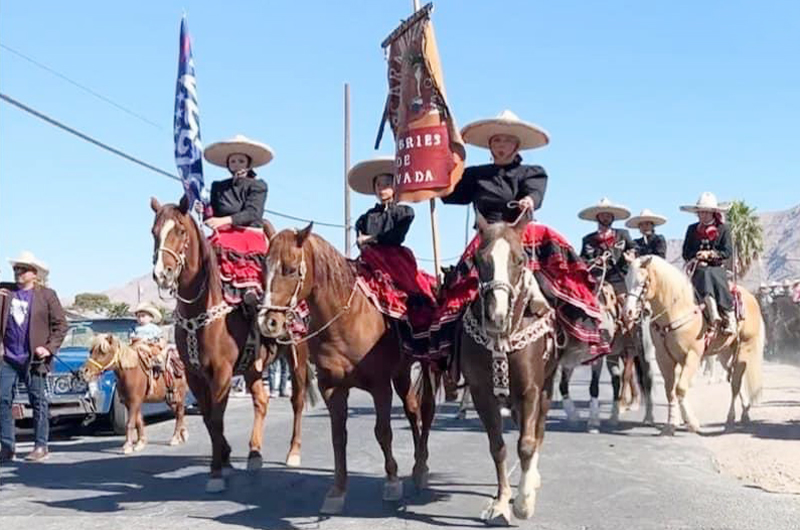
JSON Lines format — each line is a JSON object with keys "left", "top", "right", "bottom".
{"left": 73, "top": 293, "right": 111, "bottom": 313}
{"left": 107, "top": 302, "right": 131, "bottom": 318}
{"left": 726, "top": 200, "right": 764, "bottom": 277}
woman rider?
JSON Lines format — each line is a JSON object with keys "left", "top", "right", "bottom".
{"left": 440, "top": 110, "right": 609, "bottom": 358}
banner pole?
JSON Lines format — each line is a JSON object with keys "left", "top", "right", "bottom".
{"left": 344, "top": 83, "right": 352, "bottom": 257}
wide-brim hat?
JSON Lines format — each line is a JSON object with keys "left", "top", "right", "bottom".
{"left": 461, "top": 110, "right": 550, "bottom": 151}
{"left": 680, "top": 192, "right": 729, "bottom": 214}
{"left": 347, "top": 156, "right": 396, "bottom": 196}
{"left": 625, "top": 208, "right": 667, "bottom": 228}
{"left": 204, "top": 134, "right": 274, "bottom": 168}
{"left": 578, "top": 198, "right": 631, "bottom": 221}
{"left": 8, "top": 250, "right": 49, "bottom": 277}
{"left": 134, "top": 302, "right": 162, "bottom": 324}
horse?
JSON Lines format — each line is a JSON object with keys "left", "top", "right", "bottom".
{"left": 623, "top": 255, "right": 764, "bottom": 433}
{"left": 258, "top": 224, "right": 436, "bottom": 515}
{"left": 456, "top": 216, "right": 559, "bottom": 524}
{"left": 80, "top": 334, "right": 188, "bottom": 453}
{"left": 149, "top": 197, "right": 314, "bottom": 492}
{"left": 558, "top": 281, "right": 654, "bottom": 431}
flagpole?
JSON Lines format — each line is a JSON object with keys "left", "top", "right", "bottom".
{"left": 344, "top": 83, "right": 352, "bottom": 258}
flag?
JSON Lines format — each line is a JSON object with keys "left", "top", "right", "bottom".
{"left": 174, "top": 16, "right": 205, "bottom": 209}
{"left": 375, "top": 3, "right": 465, "bottom": 203}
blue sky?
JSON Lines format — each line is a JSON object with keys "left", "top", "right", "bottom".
{"left": 1, "top": 1, "right": 798, "bottom": 298}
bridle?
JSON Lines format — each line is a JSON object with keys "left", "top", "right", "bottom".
{"left": 261, "top": 248, "right": 307, "bottom": 313}
{"left": 154, "top": 217, "right": 208, "bottom": 305}
{"left": 84, "top": 349, "right": 119, "bottom": 374}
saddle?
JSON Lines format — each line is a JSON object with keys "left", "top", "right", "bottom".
{"left": 131, "top": 340, "right": 185, "bottom": 400}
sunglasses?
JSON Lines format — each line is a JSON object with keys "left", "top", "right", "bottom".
{"left": 13, "top": 265, "right": 35, "bottom": 274}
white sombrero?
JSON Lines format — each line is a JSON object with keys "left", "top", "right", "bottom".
{"left": 578, "top": 198, "right": 631, "bottom": 221}
{"left": 134, "top": 302, "right": 162, "bottom": 324}
{"left": 347, "top": 156, "right": 396, "bottom": 196}
{"left": 8, "top": 250, "right": 49, "bottom": 277}
{"left": 461, "top": 110, "right": 550, "bottom": 151}
{"left": 204, "top": 134, "right": 274, "bottom": 168}
{"left": 625, "top": 208, "right": 667, "bottom": 228}
{"left": 680, "top": 192, "right": 729, "bottom": 214}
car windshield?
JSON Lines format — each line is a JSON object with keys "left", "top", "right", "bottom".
{"left": 61, "top": 320, "right": 136, "bottom": 349}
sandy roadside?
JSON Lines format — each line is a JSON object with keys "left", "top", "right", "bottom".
{"left": 688, "top": 359, "right": 800, "bottom": 495}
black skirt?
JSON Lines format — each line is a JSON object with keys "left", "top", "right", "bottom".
{"left": 691, "top": 265, "right": 733, "bottom": 311}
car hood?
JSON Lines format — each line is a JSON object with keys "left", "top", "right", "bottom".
{"left": 51, "top": 347, "right": 90, "bottom": 373}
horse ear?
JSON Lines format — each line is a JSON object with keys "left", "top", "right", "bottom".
{"left": 178, "top": 195, "right": 190, "bottom": 215}
{"left": 475, "top": 212, "right": 490, "bottom": 235}
{"left": 296, "top": 222, "right": 314, "bottom": 246}
{"left": 641, "top": 255, "right": 653, "bottom": 268}
{"left": 150, "top": 197, "right": 161, "bottom": 213}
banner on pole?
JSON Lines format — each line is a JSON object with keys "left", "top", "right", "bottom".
{"left": 376, "top": 3, "right": 465, "bottom": 203}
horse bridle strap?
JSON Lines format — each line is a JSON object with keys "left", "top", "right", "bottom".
{"left": 261, "top": 249, "right": 307, "bottom": 313}
{"left": 86, "top": 350, "right": 120, "bottom": 372}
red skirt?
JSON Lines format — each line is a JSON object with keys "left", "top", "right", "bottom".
{"left": 209, "top": 225, "right": 268, "bottom": 305}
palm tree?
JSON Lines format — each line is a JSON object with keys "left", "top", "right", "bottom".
{"left": 725, "top": 200, "right": 764, "bottom": 277}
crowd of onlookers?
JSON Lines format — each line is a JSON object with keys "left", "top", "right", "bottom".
{"left": 758, "top": 280, "right": 800, "bottom": 359}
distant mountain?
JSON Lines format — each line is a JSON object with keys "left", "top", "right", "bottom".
{"left": 102, "top": 274, "right": 176, "bottom": 310}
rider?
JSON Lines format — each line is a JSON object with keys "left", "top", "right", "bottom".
{"left": 579, "top": 198, "right": 636, "bottom": 293}
{"left": 626, "top": 209, "right": 667, "bottom": 259}
{"left": 348, "top": 156, "right": 438, "bottom": 354}
{"left": 441, "top": 110, "right": 608, "bottom": 358}
{"left": 131, "top": 303, "right": 166, "bottom": 372}
{"left": 202, "top": 134, "right": 273, "bottom": 355}
{"left": 680, "top": 192, "right": 735, "bottom": 335}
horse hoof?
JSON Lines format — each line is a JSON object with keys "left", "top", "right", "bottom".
{"left": 383, "top": 478, "right": 403, "bottom": 502}
{"left": 643, "top": 412, "right": 655, "bottom": 426}
{"left": 685, "top": 422, "right": 701, "bottom": 434}
{"left": 456, "top": 410, "right": 467, "bottom": 420}
{"left": 482, "top": 501, "right": 512, "bottom": 526}
{"left": 660, "top": 424, "right": 677, "bottom": 437}
{"left": 741, "top": 411, "right": 751, "bottom": 425}
{"left": 320, "top": 493, "right": 345, "bottom": 515}
{"left": 247, "top": 453, "right": 263, "bottom": 472}
{"left": 512, "top": 492, "right": 536, "bottom": 520}
{"left": 180, "top": 429, "right": 189, "bottom": 443}
{"left": 206, "top": 477, "right": 226, "bottom": 494}
{"left": 122, "top": 444, "right": 134, "bottom": 455}
{"left": 221, "top": 465, "right": 234, "bottom": 477}
{"left": 587, "top": 420, "right": 600, "bottom": 434}
{"left": 169, "top": 436, "right": 181, "bottom": 446}
{"left": 413, "top": 469, "right": 430, "bottom": 491}
{"left": 133, "top": 441, "right": 147, "bottom": 452}
{"left": 285, "top": 453, "right": 301, "bottom": 468}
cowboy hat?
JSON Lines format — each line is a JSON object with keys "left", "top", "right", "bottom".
{"left": 578, "top": 198, "right": 631, "bottom": 221}
{"left": 134, "top": 302, "right": 162, "bottom": 324}
{"left": 204, "top": 134, "right": 274, "bottom": 168}
{"left": 679, "top": 192, "right": 729, "bottom": 214}
{"left": 461, "top": 110, "right": 550, "bottom": 151}
{"left": 347, "top": 156, "right": 396, "bottom": 196}
{"left": 8, "top": 250, "right": 49, "bottom": 277}
{"left": 625, "top": 208, "right": 667, "bottom": 228}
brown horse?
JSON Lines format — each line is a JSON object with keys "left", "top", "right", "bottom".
{"left": 457, "top": 217, "right": 558, "bottom": 524}
{"left": 149, "top": 198, "right": 314, "bottom": 492}
{"left": 258, "top": 225, "right": 436, "bottom": 515}
{"left": 80, "top": 334, "right": 188, "bottom": 453}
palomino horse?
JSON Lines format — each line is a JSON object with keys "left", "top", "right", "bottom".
{"left": 623, "top": 255, "right": 764, "bottom": 433}
{"left": 558, "top": 282, "right": 655, "bottom": 431}
{"left": 258, "top": 225, "right": 436, "bottom": 514}
{"left": 458, "top": 216, "right": 558, "bottom": 524}
{"left": 80, "top": 334, "right": 188, "bottom": 453}
{"left": 149, "top": 198, "right": 314, "bottom": 492}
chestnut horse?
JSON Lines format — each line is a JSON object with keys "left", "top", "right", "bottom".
{"left": 457, "top": 217, "right": 559, "bottom": 524}
{"left": 258, "top": 225, "right": 436, "bottom": 515}
{"left": 149, "top": 198, "right": 313, "bottom": 492}
{"left": 623, "top": 255, "right": 764, "bottom": 433}
{"left": 81, "top": 334, "right": 188, "bottom": 453}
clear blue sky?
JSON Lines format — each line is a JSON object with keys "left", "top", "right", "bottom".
{"left": 2, "top": 1, "right": 798, "bottom": 299}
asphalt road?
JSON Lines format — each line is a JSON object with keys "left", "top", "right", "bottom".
{"left": 1, "top": 366, "right": 797, "bottom": 529}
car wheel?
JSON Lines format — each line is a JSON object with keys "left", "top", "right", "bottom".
{"left": 110, "top": 389, "right": 128, "bottom": 435}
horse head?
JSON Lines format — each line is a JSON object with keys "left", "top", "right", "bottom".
{"left": 259, "top": 223, "right": 315, "bottom": 338}
{"left": 623, "top": 256, "right": 654, "bottom": 330}
{"left": 80, "top": 333, "right": 120, "bottom": 381}
{"left": 473, "top": 214, "right": 529, "bottom": 334}
{"left": 149, "top": 197, "right": 198, "bottom": 293}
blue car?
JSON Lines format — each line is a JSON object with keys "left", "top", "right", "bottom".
{"left": 13, "top": 318, "right": 193, "bottom": 434}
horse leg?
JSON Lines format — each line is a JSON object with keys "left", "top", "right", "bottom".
{"left": 133, "top": 408, "right": 147, "bottom": 452}
{"left": 457, "top": 386, "right": 472, "bottom": 420}
{"left": 512, "top": 389, "right": 541, "bottom": 520}
{"left": 169, "top": 387, "right": 187, "bottom": 446}
{"left": 676, "top": 350, "right": 702, "bottom": 433}
{"left": 285, "top": 345, "right": 306, "bottom": 467}
{"left": 726, "top": 356, "right": 747, "bottom": 429}
{"left": 634, "top": 352, "right": 655, "bottom": 426}
{"left": 320, "top": 385, "right": 349, "bottom": 515}
{"left": 120, "top": 392, "right": 136, "bottom": 454}
{"left": 205, "top": 365, "right": 233, "bottom": 493}
{"left": 471, "top": 384, "right": 512, "bottom": 525}
{"left": 588, "top": 359, "right": 602, "bottom": 432}
{"left": 244, "top": 363, "right": 268, "bottom": 471}
{"left": 372, "top": 382, "right": 402, "bottom": 502}
{"left": 606, "top": 353, "right": 623, "bottom": 427}
{"left": 655, "top": 351, "right": 679, "bottom": 436}
{"left": 415, "top": 363, "right": 436, "bottom": 490}
{"left": 392, "top": 362, "right": 424, "bottom": 487}
{"left": 559, "top": 366, "right": 578, "bottom": 423}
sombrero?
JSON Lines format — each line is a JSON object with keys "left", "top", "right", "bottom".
{"left": 8, "top": 250, "right": 49, "bottom": 278}
{"left": 578, "top": 198, "right": 631, "bottom": 221}
{"left": 133, "top": 302, "right": 162, "bottom": 324}
{"left": 204, "top": 135, "right": 274, "bottom": 168}
{"left": 625, "top": 208, "right": 667, "bottom": 228}
{"left": 679, "top": 192, "right": 729, "bottom": 214}
{"left": 347, "top": 156, "right": 396, "bottom": 196}
{"left": 461, "top": 110, "right": 550, "bottom": 151}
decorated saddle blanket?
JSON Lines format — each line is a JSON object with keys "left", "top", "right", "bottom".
{"left": 209, "top": 225, "right": 268, "bottom": 305}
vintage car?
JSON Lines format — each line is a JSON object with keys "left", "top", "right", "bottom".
{"left": 13, "top": 317, "right": 192, "bottom": 434}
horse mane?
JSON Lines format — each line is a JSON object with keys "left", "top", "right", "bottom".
{"left": 90, "top": 335, "right": 139, "bottom": 370}
{"left": 645, "top": 255, "right": 695, "bottom": 308}
{"left": 307, "top": 233, "right": 356, "bottom": 302}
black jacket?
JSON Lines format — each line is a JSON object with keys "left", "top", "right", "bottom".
{"left": 580, "top": 228, "right": 635, "bottom": 282}
{"left": 209, "top": 177, "right": 267, "bottom": 227}
{"left": 355, "top": 203, "right": 414, "bottom": 246}
{"left": 442, "top": 157, "right": 547, "bottom": 223}
{"left": 682, "top": 222, "right": 732, "bottom": 266}
{"left": 634, "top": 233, "right": 667, "bottom": 258}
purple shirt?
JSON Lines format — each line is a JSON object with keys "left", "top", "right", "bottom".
{"left": 3, "top": 288, "right": 34, "bottom": 367}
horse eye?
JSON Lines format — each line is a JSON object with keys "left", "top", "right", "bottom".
{"left": 283, "top": 265, "right": 296, "bottom": 276}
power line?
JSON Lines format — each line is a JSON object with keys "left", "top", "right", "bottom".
{"left": 1, "top": 43, "right": 165, "bottom": 131}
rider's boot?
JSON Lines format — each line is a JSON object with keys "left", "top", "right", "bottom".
{"left": 722, "top": 310, "right": 737, "bottom": 335}
{"left": 703, "top": 295, "right": 721, "bottom": 329}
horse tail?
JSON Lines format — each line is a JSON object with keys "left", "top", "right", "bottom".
{"left": 304, "top": 359, "right": 320, "bottom": 409}
{"left": 743, "top": 315, "right": 765, "bottom": 405}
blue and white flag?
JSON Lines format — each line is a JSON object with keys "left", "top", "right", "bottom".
{"left": 174, "top": 16, "right": 205, "bottom": 209}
